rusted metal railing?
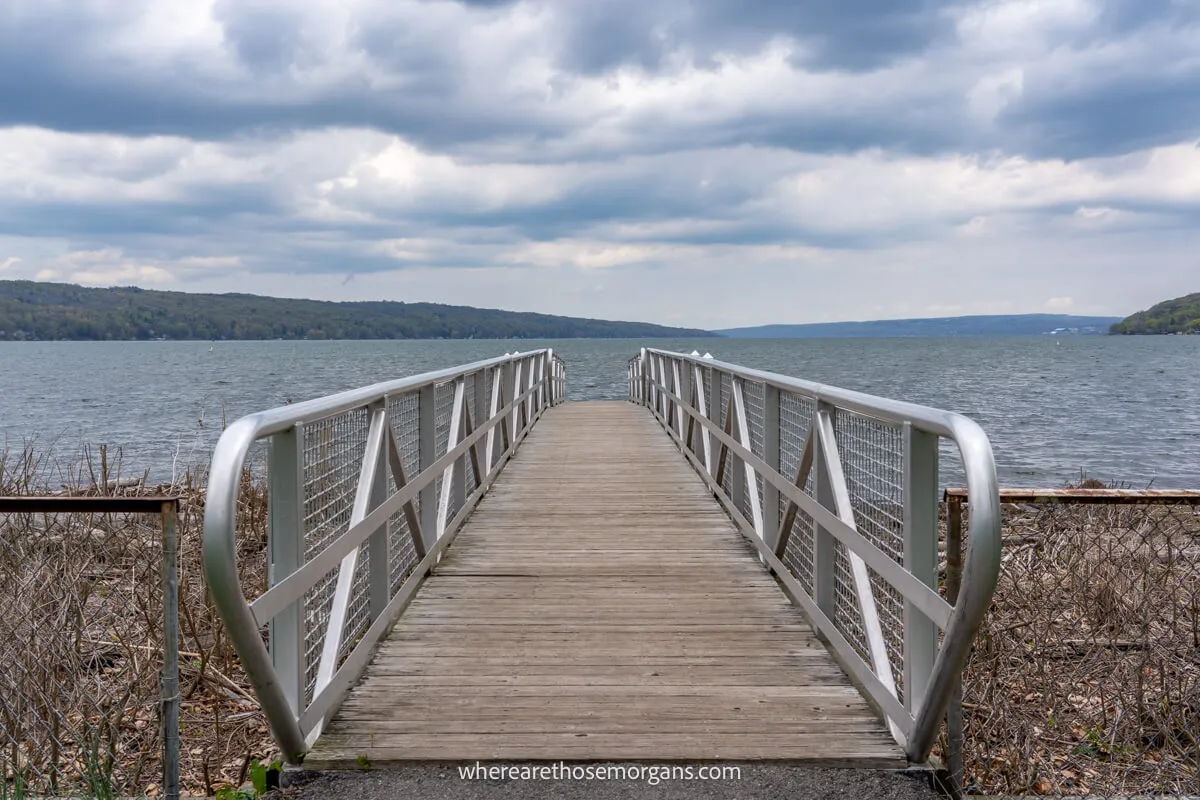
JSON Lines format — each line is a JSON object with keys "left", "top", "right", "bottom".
{"left": 0, "top": 495, "right": 181, "bottom": 800}
{"left": 943, "top": 487, "right": 1200, "bottom": 797}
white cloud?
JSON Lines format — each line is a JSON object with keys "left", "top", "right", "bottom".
{"left": 953, "top": 0, "right": 1101, "bottom": 54}
{"left": 967, "top": 68, "right": 1025, "bottom": 121}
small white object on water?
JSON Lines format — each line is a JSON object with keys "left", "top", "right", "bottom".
{"left": 702, "top": 352, "right": 714, "bottom": 359}
{"left": 691, "top": 350, "right": 700, "bottom": 356}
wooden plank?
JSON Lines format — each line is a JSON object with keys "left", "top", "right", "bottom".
{"left": 308, "top": 733, "right": 902, "bottom": 767}
{"left": 305, "top": 401, "right": 903, "bottom": 769}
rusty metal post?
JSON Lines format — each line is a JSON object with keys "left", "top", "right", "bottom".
{"left": 945, "top": 496, "right": 965, "bottom": 800}
{"left": 160, "top": 500, "right": 180, "bottom": 800}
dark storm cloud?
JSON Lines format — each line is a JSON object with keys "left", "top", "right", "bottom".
{"left": 553, "top": 0, "right": 954, "bottom": 74}
{"left": 0, "top": 0, "right": 1193, "bottom": 164}
{"left": 1003, "top": 73, "right": 1200, "bottom": 160}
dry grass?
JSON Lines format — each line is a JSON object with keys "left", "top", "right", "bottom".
{"left": 955, "top": 500, "right": 1200, "bottom": 795}
{"left": 0, "top": 444, "right": 274, "bottom": 797}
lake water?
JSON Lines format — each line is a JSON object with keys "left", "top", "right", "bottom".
{"left": 1, "top": 336, "right": 1197, "bottom": 488}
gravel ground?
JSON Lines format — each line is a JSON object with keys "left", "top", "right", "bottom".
{"left": 273, "top": 763, "right": 941, "bottom": 800}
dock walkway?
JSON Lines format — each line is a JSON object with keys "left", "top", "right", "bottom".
{"left": 306, "top": 402, "right": 902, "bottom": 768}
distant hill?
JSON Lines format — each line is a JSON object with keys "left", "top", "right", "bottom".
{"left": 0, "top": 281, "right": 715, "bottom": 341}
{"left": 716, "top": 314, "right": 1121, "bottom": 339}
{"left": 1110, "top": 293, "right": 1200, "bottom": 335}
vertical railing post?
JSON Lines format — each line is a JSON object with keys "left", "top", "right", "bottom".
{"left": 451, "top": 383, "right": 467, "bottom": 519}
{"left": 368, "top": 402, "right": 390, "bottom": 620}
{"left": 160, "top": 501, "right": 180, "bottom": 800}
{"left": 267, "top": 427, "right": 305, "bottom": 715}
{"left": 706, "top": 365, "right": 720, "bottom": 477}
{"left": 541, "top": 351, "right": 549, "bottom": 410}
{"left": 639, "top": 348, "right": 648, "bottom": 405}
{"left": 730, "top": 375, "right": 746, "bottom": 513}
{"left": 451, "top": 381, "right": 468, "bottom": 520}
{"left": 474, "top": 368, "right": 487, "bottom": 433}
{"left": 677, "top": 360, "right": 692, "bottom": 450}
{"left": 903, "top": 423, "right": 940, "bottom": 718}
{"left": 647, "top": 354, "right": 658, "bottom": 414}
{"left": 656, "top": 354, "right": 662, "bottom": 411}
{"left": 945, "top": 497, "right": 966, "bottom": 800}
{"left": 559, "top": 357, "right": 566, "bottom": 404}
{"left": 501, "top": 360, "right": 514, "bottom": 456}
{"left": 762, "top": 384, "right": 781, "bottom": 550}
{"left": 418, "top": 385, "right": 437, "bottom": 550}
{"left": 524, "top": 355, "right": 533, "bottom": 426}
{"left": 812, "top": 402, "right": 837, "bottom": 620}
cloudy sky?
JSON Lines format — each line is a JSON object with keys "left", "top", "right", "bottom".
{"left": 1, "top": 0, "right": 1197, "bottom": 328}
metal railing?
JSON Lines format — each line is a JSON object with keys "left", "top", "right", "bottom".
{"left": 628, "top": 348, "right": 1001, "bottom": 763}
{"left": 0, "top": 496, "right": 181, "bottom": 799}
{"left": 203, "top": 350, "right": 565, "bottom": 764}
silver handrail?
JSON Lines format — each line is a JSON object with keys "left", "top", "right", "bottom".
{"left": 630, "top": 348, "right": 1000, "bottom": 763}
{"left": 203, "top": 350, "right": 564, "bottom": 762}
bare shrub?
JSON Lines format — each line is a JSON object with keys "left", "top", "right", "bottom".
{"left": 0, "top": 444, "right": 273, "bottom": 797}
{"left": 953, "top": 499, "right": 1199, "bottom": 796}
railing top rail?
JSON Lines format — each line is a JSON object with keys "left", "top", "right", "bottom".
{"left": 644, "top": 348, "right": 974, "bottom": 439}
{"left": 946, "top": 487, "right": 1200, "bottom": 504}
{"left": 226, "top": 350, "right": 552, "bottom": 441}
{"left": 0, "top": 496, "right": 180, "bottom": 513}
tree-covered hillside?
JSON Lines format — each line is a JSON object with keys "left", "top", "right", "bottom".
{"left": 1110, "top": 293, "right": 1200, "bottom": 334}
{"left": 0, "top": 281, "right": 715, "bottom": 341}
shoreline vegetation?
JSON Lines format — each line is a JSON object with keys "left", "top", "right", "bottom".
{"left": 0, "top": 280, "right": 715, "bottom": 342}
{"left": 1110, "top": 292, "right": 1200, "bottom": 335}
{"left": 1, "top": 443, "right": 1196, "bottom": 797}
{"left": 0, "top": 444, "right": 274, "bottom": 798}
{"left": 6, "top": 278, "right": 1199, "bottom": 342}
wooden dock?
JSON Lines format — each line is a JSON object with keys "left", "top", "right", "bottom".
{"left": 305, "top": 401, "right": 903, "bottom": 768}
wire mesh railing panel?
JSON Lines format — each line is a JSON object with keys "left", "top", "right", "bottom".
{"left": 778, "top": 391, "right": 817, "bottom": 593}
{"left": 833, "top": 408, "right": 907, "bottom": 697}
{"left": 833, "top": 410, "right": 906, "bottom": 561}
{"left": 0, "top": 511, "right": 163, "bottom": 796}
{"left": 483, "top": 370, "right": 497, "bottom": 471}
{"left": 383, "top": 389, "right": 424, "bottom": 595}
{"left": 701, "top": 366, "right": 713, "bottom": 417}
{"left": 779, "top": 504, "right": 817, "bottom": 595}
{"left": 434, "top": 381, "right": 455, "bottom": 460}
{"left": 832, "top": 539, "right": 872, "bottom": 664}
{"left": 432, "top": 380, "right": 455, "bottom": 524}
{"left": 300, "top": 407, "right": 369, "bottom": 704}
{"left": 386, "top": 391, "right": 421, "bottom": 482}
{"left": 338, "top": 540, "right": 372, "bottom": 666}
{"left": 387, "top": 512, "right": 420, "bottom": 596}
{"left": 460, "top": 374, "right": 479, "bottom": 503}
{"left": 740, "top": 379, "right": 766, "bottom": 526}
